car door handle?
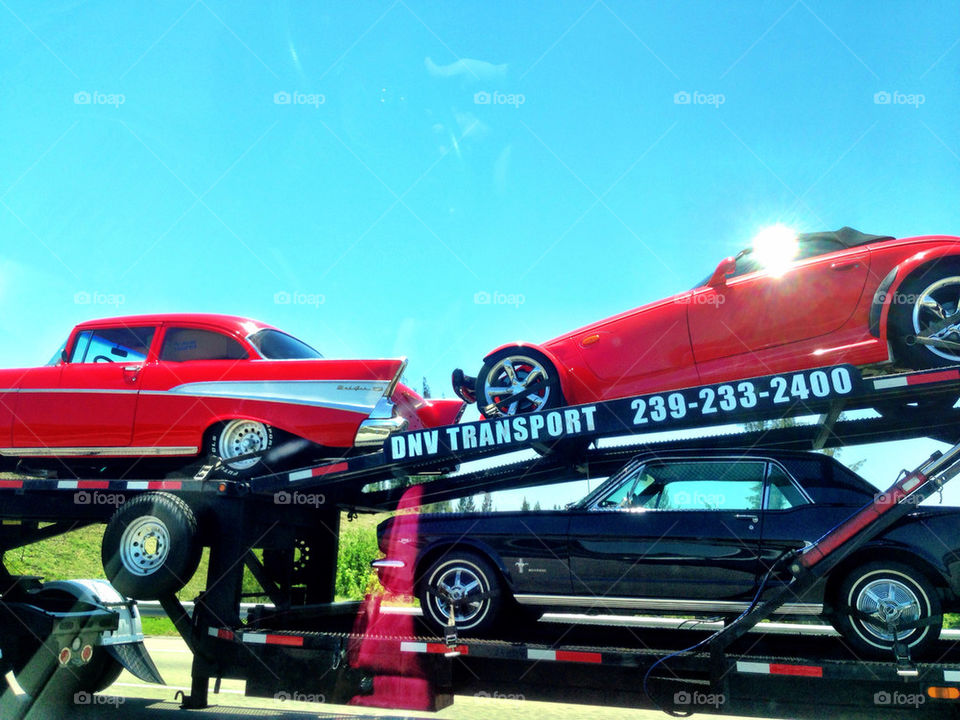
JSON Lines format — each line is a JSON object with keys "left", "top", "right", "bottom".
{"left": 122, "top": 365, "right": 142, "bottom": 380}
{"left": 735, "top": 514, "right": 759, "bottom": 524}
{"left": 830, "top": 261, "right": 860, "bottom": 271}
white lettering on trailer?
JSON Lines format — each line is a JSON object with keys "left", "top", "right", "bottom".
{"left": 393, "top": 406, "right": 600, "bottom": 459}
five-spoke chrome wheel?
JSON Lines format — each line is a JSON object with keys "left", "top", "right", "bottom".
{"left": 419, "top": 552, "right": 501, "bottom": 635}
{"left": 911, "top": 275, "right": 960, "bottom": 362}
{"left": 476, "top": 350, "right": 562, "bottom": 417}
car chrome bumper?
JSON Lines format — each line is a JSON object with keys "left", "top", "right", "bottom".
{"left": 354, "top": 398, "right": 408, "bottom": 448}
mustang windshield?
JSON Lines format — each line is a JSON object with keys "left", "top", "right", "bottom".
{"left": 248, "top": 329, "right": 323, "bottom": 359}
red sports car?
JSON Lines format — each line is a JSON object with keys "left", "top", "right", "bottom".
{"left": 0, "top": 314, "right": 464, "bottom": 477}
{"left": 454, "top": 227, "right": 960, "bottom": 416}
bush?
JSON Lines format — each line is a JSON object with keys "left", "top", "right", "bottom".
{"left": 336, "top": 521, "right": 382, "bottom": 600}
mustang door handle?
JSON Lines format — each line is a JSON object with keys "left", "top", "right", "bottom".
{"left": 830, "top": 261, "right": 860, "bottom": 271}
{"left": 735, "top": 514, "right": 759, "bottom": 524}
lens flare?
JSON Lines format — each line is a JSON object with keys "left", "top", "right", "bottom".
{"left": 752, "top": 225, "right": 798, "bottom": 277}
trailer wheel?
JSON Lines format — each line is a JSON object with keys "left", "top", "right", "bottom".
{"left": 475, "top": 349, "right": 563, "bottom": 418}
{"left": 418, "top": 552, "right": 502, "bottom": 636}
{"left": 834, "top": 561, "right": 941, "bottom": 659}
{"left": 102, "top": 492, "right": 201, "bottom": 600}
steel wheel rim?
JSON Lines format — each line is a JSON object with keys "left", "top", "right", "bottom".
{"left": 119, "top": 515, "right": 170, "bottom": 577}
{"left": 483, "top": 355, "right": 551, "bottom": 415}
{"left": 855, "top": 577, "right": 922, "bottom": 642}
{"left": 218, "top": 420, "right": 270, "bottom": 470}
{"left": 912, "top": 276, "right": 960, "bottom": 362}
{"left": 430, "top": 564, "right": 489, "bottom": 628}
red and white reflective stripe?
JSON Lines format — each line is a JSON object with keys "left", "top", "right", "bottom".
{"left": 289, "top": 462, "right": 348, "bottom": 482}
{"left": 240, "top": 632, "right": 304, "bottom": 647}
{"left": 873, "top": 369, "right": 960, "bottom": 390}
{"left": 527, "top": 649, "right": 602, "bottom": 664}
{"left": 56, "top": 480, "right": 110, "bottom": 490}
{"left": 125, "top": 480, "right": 183, "bottom": 491}
{"left": 208, "top": 628, "right": 234, "bottom": 641}
{"left": 737, "top": 661, "right": 823, "bottom": 677}
{"left": 0, "top": 480, "right": 22, "bottom": 489}
{"left": 944, "top": 670, "right": 960, "bottom": 682}
{"left": 400, "top": 641, "right": 469, "bottom": 656}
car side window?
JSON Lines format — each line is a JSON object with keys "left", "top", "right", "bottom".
{"left": 596, "top": 469, "right": 659, "bottom": 509}
{"left": 644, "top": 461, "right": 764, "bottom": 511}
{"left": 69, "top": 326, "right": 155, "bottom": 364}
{"left": 795, "top": 238, "right": 845, "bottom": 261}
{"left": 160, "top": 327, "right": 249, "bottom": 362}
{"left": 765, "top": 464, "right": 810, "bottom": 510}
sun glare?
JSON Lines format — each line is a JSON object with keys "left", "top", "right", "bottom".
{"left": 752, "top": 225, "right": 798, "bottom": 277}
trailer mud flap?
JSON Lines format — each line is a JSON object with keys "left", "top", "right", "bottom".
{"left": 107, "top": 641, "right": 164, "bottom": 685}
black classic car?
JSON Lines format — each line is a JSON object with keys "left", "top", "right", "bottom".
{"left": 374, "top": 449, "right": 960, "bottom": 659}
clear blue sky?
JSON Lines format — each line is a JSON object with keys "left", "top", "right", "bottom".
{"left": 1, "top": 2, "right": 958, "bottom": 506}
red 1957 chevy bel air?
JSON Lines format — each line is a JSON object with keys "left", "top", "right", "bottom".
{"left": 0, "top": 313, "right": 463, "bottom": 478}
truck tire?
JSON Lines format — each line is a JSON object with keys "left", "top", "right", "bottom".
{"left": 102, "top": 492, "right": 201, "bottom": 600}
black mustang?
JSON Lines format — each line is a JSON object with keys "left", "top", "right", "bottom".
{"left": 374, "top": 449, "right": 960, "bottom": 658}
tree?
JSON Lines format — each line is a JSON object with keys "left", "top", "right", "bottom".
{"left": 422, "top": 376, "right": 432, "bottom": 399}
{"left": 520, "top": 497, "right": 530, "bottom": 512}
{"left": 480, "top": 492, "right": 493, "bottom": 512}
{"left": 456, "top": 495, "right": 476, "bottom": 513}
{"left": 533, "top": 501, "right": 541, "bottom": 511}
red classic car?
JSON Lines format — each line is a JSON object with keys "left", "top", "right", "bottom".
{"left": 0, "top": 314, "right": 464, "bottom": 477}
{"left": 454, "top": 227, "right": 960, "bottom": 416}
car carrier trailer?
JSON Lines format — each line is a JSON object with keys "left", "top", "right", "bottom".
{"left": 4, "top": 363, "right": 960, "bottom": 717}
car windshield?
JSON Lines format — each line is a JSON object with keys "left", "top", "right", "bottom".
{"left": 248, "top": 329, "right": 323, "bottom": 359}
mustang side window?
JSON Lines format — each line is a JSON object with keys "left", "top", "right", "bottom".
{"left": 69, "top": 327, "right": 155, "bottom": 364}
{"left": 646, "top": 461, "right": 764, "bottom": 511}
{"left": 765, "top": 464, "right": 810, "bottom": 510}
{"left": 160, "top": 327, "right": 249, "bottom": 362}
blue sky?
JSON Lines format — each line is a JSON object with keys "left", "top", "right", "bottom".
{"left": 1, "top": 1, "right": 959, "bottom": 506}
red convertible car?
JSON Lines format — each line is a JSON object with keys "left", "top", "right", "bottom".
{"left": 454, "top": 227, "right": 960, "bottom": 416}
{"left": 0, "top": 314, "right": 464, "bottom": 477}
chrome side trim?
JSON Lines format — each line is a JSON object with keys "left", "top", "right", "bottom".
{"left": 17, "top": 388, "right": 139, "bottom": 395}
{"left": 512, "top": 594, "right": 823, "bottom": 616}
{"left": 0, "top": 446, "right": 198, "bottom": 458}
{"left": 166, "top": 379, "right": 388, "bottom": 414}
{"left": 371, "top": 559, "right": 406, "bottom": 569}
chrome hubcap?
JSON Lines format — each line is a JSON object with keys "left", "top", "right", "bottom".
{"left": 119, "top": 516, "right": 170, "bottom": 577}
{"left": 857, "top": 578, "right": 921, "bottom": 641}
{"left": 483, "top": 355, "right": 551, "bottom": 415}
{"left": 431, "top": 565, "right": 487, "bottom": 627}
{"left": 218, "top": 420, "right": 270, "bottom": 470}
{"left": 913, "top": 276, "right": 960, "bottom": 361}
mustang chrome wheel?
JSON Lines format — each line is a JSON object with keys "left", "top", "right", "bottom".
{"left": 853, "top": 577, "right": 922, "bottom": 643}
{"left": 218, "top": 420, "right": 272, "bottom": 470}
{"left": 419, "top": 552, "right": 502, "bottom": 635}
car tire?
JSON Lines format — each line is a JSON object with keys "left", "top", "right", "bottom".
{"left": 418, "top": 551, "right": 502, "bottom": 636}
{"left": 208, "top": 420, "right": 275, "bottom": 478}
{"left": 833, "top": 561, "right": 941, "bottom": 660}
{"left": 102, "top": 492, "right": 201, "bottom": 600}
{"left": 475, "top": 349, "right": 563, "bottom": 418}
{"left": 889, "top": 260, "right": 960, "bottom": 369}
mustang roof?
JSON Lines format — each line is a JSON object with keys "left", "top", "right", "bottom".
{"left": 798, "top": 226, "right": 894, "bottom": 247}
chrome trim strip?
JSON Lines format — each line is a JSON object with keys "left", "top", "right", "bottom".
{"left": 16, "top": 388, "right": 139, "bottom": 395}
{"left": 166, "top": 379, "right": 388, "bottom": 414}
{"left": 0, "top": 446, "right": 198, "bottom": 458}
{"left": 512, "top": 594, "right": 823, "bottom": 615}
{"left": 371, "top": 559, "right": 406, "bottom": 569}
